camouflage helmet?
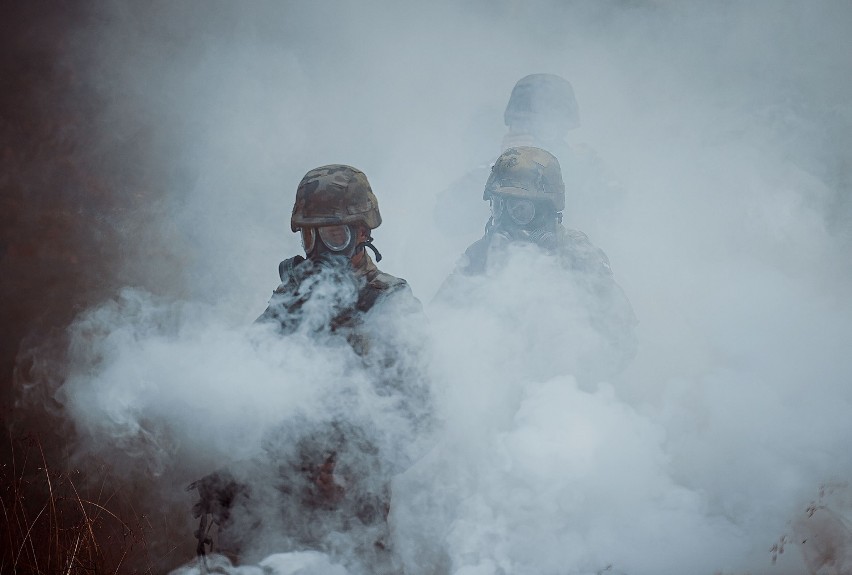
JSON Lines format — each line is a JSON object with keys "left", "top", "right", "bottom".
{"left": 504, "top": 73, "right": 580, "bottom": 133}
{"left": 484, "top": 147, "right": 565, "bottom": 212}
{"left": 290, "top": 164, "right": 382, "bottom": 232}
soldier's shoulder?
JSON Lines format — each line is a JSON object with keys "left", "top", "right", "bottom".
{"left": 561, "top": 227, "right": 591, "bottom": 243}
{"left": 273, "top": 255, "right": 306, "bottom": 293}
{"left": 362, "top": 269, "right": 422, "bottom": 315}
{"left": 561, "top": 227, "right": 603, "bottom": 254}
{"left": 457, "top": 236, "right": 489, "bottom": 275}
{"left": 368, "top": 270, "right": 410, "bottom": 294}
{"left": 558, "top": 227, "right": 613, "bottom": 275}
{"left": 463, "top": 236, "right": 490, "bottom": 256}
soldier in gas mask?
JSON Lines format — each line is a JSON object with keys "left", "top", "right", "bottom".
{"left": 256, "top": 163, "right": 419, "bottom": 343}
{"left": 451, "top": 147, "right": 607, "bottom": 274}
{"left": 189, "top": 165, "right": 429, "bottom": 574}
{"left": 437, "top": 146, "right": 637, "bottom": 381}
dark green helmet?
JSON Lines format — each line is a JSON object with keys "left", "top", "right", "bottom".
{"left": 504, "top": 74, "right": 580, "bottom": 134}
{"left": 483, "top": 147, "right": 565, "bottom": 212}
{"left": 291, "top": 165, "right": 382, "bottom": 232}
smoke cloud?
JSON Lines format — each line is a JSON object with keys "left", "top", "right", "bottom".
{"left": 7, "top": 1, "right": 852, "bottom": 574}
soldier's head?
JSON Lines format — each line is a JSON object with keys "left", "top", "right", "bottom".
{"left": 503, "top": 74, "right": 579, "bottom": 149}
{"left": 484, "top": 146, "right": 565, "bottom": 249}
{"left": 291, "top": 164, "right": 382, "bottom": 266}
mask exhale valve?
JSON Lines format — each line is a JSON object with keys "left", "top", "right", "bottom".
{"left": 301, "top": 225, "right": 382, "bottom": 262}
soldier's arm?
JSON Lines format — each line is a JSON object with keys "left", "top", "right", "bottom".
{"left": 563, "top": 229, "right": 639, "bottom": 371}
{"left": 431, "top": 237, "right": 489, "bottom": 305}
{"left": 187, "top": 469, "right": 250, "bottom": 555}
{"left": 254, "top": 256, "right": 307, "bottom": 328}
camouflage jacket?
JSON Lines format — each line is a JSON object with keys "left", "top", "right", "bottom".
{"left": 455, "top": 224, "right": 614, "bottom": 279}
{"left": 437, "top": 225, "right": 638, "bottom": 380}
{"left": 256, "top": 253, "right": 419, "bottom": 350}
{"left": 192, "top": 256, "right": 427, "bottom": 567}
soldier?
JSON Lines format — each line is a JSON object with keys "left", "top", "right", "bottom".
{"left": 433, "top": 74, "right": 580, "bottom": 238}
{"left": 256, "top": 164, "right": 420, "bottom": 342}
{"left": 190, "top": 165, "right": 428, "bottom": 573}
{"left": 437, "top": 146, "right": 637, "bottom": 382}
{"left": 500, "top": 73, "right": 580, "bottom": 153}
{"left": 434, "top": 73, "right": 620, "bottom": 248}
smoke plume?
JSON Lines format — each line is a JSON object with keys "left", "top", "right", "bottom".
{"left": 5, "top": 1, "right": 852, "bottom": 574}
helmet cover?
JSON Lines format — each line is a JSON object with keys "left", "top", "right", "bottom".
{"left": 483, "top": 147, "right": 565, "bottom": 212}
{"left": 291, "top": 165, "right": 381, "bottom": 232}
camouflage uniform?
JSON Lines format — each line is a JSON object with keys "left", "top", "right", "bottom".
{"left": 256, "top": 251, "right": 417, "bottom": 353}
{"left": 438, "top": 147, "right": 638, "bottom": 380}
{"left": 192, "top": 165, "right": 427, "bottom": 573}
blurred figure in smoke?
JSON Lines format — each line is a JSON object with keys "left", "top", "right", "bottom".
{"left": 189, "top": 165, "right": 430, "bottom": 574}
{"left": 435, "top": 73, "right": 621, "bottom": 248}
{"left": 437, "top": 146, "right": 637, "bottom": 382}
{"left": 500, "top": 72, "right": 580, "bottom": 153}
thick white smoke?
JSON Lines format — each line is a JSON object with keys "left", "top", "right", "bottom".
{"left": 39, "top": 1, "right": 852, "bottom": 574}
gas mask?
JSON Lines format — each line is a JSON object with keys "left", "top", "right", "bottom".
{"left": 300, "top": 224, "right": 382, "bottom": 264}
{"left": 488, "top": 196, "right": 558, "bottom": 251}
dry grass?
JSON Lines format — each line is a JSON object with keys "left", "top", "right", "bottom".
{"left": 0, "top": 431, "right": 173, "bottom": 574}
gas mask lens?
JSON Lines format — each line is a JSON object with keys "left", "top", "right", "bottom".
{"left": 505, "top": 197, "right": 536, "bottom": 225}
{"left": 318, "top": 225, "right": 353, "bottom": 252}
{"left": 301, "top": 228, "right": 316, "bottom": 253}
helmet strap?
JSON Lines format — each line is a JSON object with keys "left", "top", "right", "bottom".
{"left": 355, "top": 236, "right": 382, "bottom": 263}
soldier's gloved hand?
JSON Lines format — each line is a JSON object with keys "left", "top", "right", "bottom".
{"left": 187, "top": 470, "right": 246, "bottom": 525}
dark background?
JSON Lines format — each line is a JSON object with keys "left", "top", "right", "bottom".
{"left": 1, "top": 3, "right": 193, "bottom": 571}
